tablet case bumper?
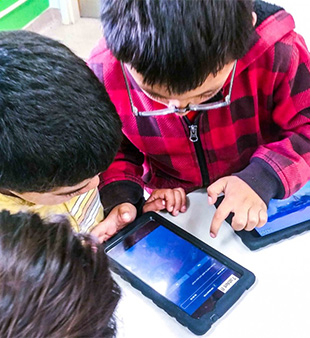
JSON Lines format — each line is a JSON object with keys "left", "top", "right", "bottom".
{"left": 215, "top": 188, "right": 310, "bottom": 251}
{"left": 105, "top": 212, "right": 255, "bottom": 335}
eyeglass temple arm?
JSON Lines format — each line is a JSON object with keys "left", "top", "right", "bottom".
{"left": 120, "top": 61, "right": 140, "bottom": 115}
{"left": 137, "top": 107, "right": 178, "bottom": 116}
{"left": 226, "top": 60, "right": 237, "bottom": 101}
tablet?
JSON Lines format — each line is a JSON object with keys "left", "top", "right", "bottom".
{"left": 215, "top": 181, "right": 310, "bottom": 250}
{"left": 104, "top": 212, "right": 255, "bottom": 335}
{"left": 229, "top": 181, "right": 310, "bottom": 250}
{"left": 256, "top": 181, "right": 310, "bottom": 236}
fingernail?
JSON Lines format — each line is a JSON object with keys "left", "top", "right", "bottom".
{"left": 181, "top": 205, "right": 186, "bottom": 212}
{"left": 122, "top": 212, "right": 131, "bottom": 221}
{"left": 210, "top": 232, "right": 216, "bottom": 238}
{"left": 162, "top": 200, "right": 166, "bottom": 206}
{"left": 168, "top": 206, "right": 173, "bottom": 212}
{"left": 208, "top": 196, "right": 213, "bottom": 205}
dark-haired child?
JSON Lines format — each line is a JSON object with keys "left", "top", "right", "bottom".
{"left": 0, "top": 29, "right": 123, "bottom": 235}
{"left": 0, "top": 30, "right": 178, "bottom": 242}
{"left": 0, "top": 210, "right": 120, "bottom": 338}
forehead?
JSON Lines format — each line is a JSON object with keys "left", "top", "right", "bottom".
{"left": 127, "top": 62, "right": 235, "bottom": 100}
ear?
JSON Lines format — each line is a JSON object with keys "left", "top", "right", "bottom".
{"left": 252, "top": 12, "right": 257, "bottom": 27}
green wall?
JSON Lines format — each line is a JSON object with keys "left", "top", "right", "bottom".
{"left": 0, "top": 0, "right": 21, "bottom": 12}
{"left": 0, "top": 0, "right": 49, "bottom": 30}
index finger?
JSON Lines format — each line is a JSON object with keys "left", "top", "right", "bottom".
{"left": 143, "top": 198, "right": 166, "bottom": 213}
{"left": 209, "top": 199, "right": 232, "bottom": 238}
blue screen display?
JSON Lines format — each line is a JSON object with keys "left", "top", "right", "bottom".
{"left": 107, "top": 221, "right": 240, "bottom": 317}
{"left": 256, "top": 181, "right": 310, "bottom": 236}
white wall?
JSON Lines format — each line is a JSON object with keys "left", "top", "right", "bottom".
{"left": 272, "top": 0, "right": 310, "bottom": 47}
{"left": 48, "top": 0, "right": 80, "bottom": 24}
{"left": 49, "top": 0, "right": 60, "bottom": 8}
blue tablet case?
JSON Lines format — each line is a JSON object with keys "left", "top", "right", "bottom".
{"left": 216, "top": 181, "right": 310, "bottom": 251}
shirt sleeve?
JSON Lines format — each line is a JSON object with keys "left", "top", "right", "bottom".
{"left": 100, "top": 180, "right": 145, "bottom": 217}
{"left": 98, "top": 135, "right": 146, "bottom": 216}
{"left": 237, "top": 32, "right": 310, "bottom": 202}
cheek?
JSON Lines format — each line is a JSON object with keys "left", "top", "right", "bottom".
{"left": 49, "top": 196, "right": 73, "bottom": 205}
{"left": 78, "top": 176, "right": 100, "bottom": 195}
{"left": 87, "top": 176, "right": 100, "bottom": 190}
{"left": 192, "top": 97, "right": 209, "bottom": 105}
{"left": 33, "top": 195, "right": 72, "bottom": 205}
{"left": 21, "top": 191, "right": 73, "bottom": 205}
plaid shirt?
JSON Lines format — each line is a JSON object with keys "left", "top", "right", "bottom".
{"left": 89, "top": 7, "right": 310, "bottom": 210}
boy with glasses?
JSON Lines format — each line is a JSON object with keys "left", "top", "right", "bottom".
{"left": 89, "top": 0, "right": 310, "bottom": 238}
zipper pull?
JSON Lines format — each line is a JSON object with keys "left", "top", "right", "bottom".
{"left": 189, "top": 125, "right": 198, "bottom": 142}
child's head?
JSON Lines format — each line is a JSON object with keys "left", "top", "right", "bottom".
{"left": 0, "top": 210, "right": 120, "bottom": 337}
{"left": 101, "top": 0, "right": 254, "bottom": 96}
{"left": 0, "top": 30, "right": 122, "bottom": 204}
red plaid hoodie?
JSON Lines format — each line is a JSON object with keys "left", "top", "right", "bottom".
{"left": 89, "top": 2, "right": 310, "bottom": 214}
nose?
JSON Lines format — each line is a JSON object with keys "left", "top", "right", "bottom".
{"left": 168, "top": 99, "right": 189, "bottom": 110}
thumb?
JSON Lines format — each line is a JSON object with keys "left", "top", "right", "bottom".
{"left": 207, "top": 178, "right": 227, "bottom": 205}
{"left": 91, "top": 203, "right": 136, "bottom": 240}
{"left": 106, "top": 203, "right": 136, "bottom": 231}
{"left": 117, "top": 203, "right": 137, "bottom": 224}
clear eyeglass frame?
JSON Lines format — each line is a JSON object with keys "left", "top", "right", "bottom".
{"left": 120, "top": 60, "right": 237, "bottom": 117}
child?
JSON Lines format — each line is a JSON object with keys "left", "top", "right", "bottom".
{"left": 89, "top": 0, "right": 310, "bottom": 237}
{"left": 0, "top": 30, "right": 133, "bottom": 241}
{"left": 0, "top": 210, "right": 120, "bottom": 337}
{"left": 0, "top": 30, "right": 178, "bottom": 242}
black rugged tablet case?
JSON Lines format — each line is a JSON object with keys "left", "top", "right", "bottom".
{"left": 104, "top": 212, "right": 255, "bottom": 335}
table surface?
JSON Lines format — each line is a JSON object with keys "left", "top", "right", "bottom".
{"left": 114, "top": 189, "right": 310, "bottom": 338}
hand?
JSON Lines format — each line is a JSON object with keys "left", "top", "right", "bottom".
{"left": 207, "top": 176, "right": 267, "bottom": 238}
{"left": 143, "top": 188, "right": 187, "bottom": 216}
{"left": 90, "top": 203, "right": 137, "bottom": 243}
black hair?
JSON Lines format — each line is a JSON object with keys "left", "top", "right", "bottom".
{"left": 0, "top": 210, "right": 120, "bottom": 338}
{"left": 101, "top": 0, "right": 254, "bottom": 94}
{"left": 0, "top": 30, "right": 122, "bottom": 192}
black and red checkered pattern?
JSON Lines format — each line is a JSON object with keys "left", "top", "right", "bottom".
{"left": 89, "top": 9, "right": 310, "bottom": 206}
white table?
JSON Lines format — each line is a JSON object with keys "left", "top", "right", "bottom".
{"left": 114, "top": 189, "right": 310, "bottom": 338}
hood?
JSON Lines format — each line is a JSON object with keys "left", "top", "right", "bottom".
{"left": 238, "top": 3, "right": 295, "bottom": 74}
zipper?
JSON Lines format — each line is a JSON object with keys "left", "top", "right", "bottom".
{"left": 183, "top": 115, "right": 210, "bottom": 187}
{"left": 189, "top": 125, "right": 198, "bottom": 142}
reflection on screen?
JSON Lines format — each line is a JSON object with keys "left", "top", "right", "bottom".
{"left": 107, "top": 221, "right": 240, "bottom": 318}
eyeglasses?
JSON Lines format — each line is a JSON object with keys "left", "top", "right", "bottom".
{"left": 121, "top": 60, "right": 237, "bottom": 117}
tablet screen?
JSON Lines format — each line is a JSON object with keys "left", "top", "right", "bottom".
{"left": 107, "top": 220, "right": 241, "bottom": 318}
{"left": 255, "top": 181, "right": 310, "bottom": 236}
